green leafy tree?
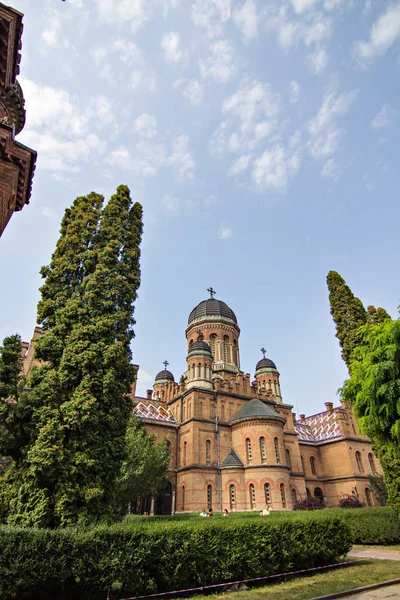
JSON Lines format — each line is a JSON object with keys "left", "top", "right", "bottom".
{"left": 0, "top": 185, "right": 143, "bottom": 527}
{"left": 367, "top": 474, "right": 388, "bottom": 506}
{"left": 342, "top": 317, "right": 400, "bottom": 517}
{"left": 326, "top": 271, "right": 367, "bottom": 371}
{"left": 117, "top": 416, "right": 170, "bottom": 512}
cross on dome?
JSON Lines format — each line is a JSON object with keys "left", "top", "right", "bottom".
{"left": 260, "top": 347, "right": 267, "bottom": 358}
{"left": 207, "top": 287, "right": 216, "bottom": 298}
{"left": 163, "top": 360, "right": 169, "bottom": 370}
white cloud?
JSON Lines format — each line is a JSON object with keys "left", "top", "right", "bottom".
{"left": 307, "top": 88, "right": 357, "bottom": 161}
{"left": 228, "top": 154, "right": 252, "bottom": 175}
{"left": 321, "top": 157, "right": 340, "bottom": 179}
{"left": 19, "top": 77, "right": 110, "bottom": 172}
{"left": 308, "top": 46, "right": 329, "bottom": 73}
{"left": 96, "top": 0, "right": 151, "bottom": 32}
{"left": 252, "top": 145, "right": 300, "bottom": 191}
{"left": 163, "top": 195, "right": 180, "bottom": 212}
{"left": 370, "top": 104, "right": 399, "bottom": 129}
{"left": 174, "top": 79, "right": 204, "bottom": 106}
{"left": 354, "top": 3, "right": 400, "bottom": 63}
{"left": 233, "top": 0, "right": 259, "bottom": 39}
{"left": 211, "top": 80, "right": 279, "bottom": 154}
{"left": 267, "top": 6, "right": 332, "bottom": 65}
{"left": 289, "top": 80, "right": 300, "bottom": 103}
{"left": 191, "top": 0, "right": 231, "bottom": 37}
{"left": 168, "top": 134, "right": 195, "bottom": 181}
{"left": 291, "top": 0, "right": 319, "bottom": 14}
{"left": 130, "top": 69, "right": 157, "bottom": 92}
{"left": 219, "top": 226, "right": 233, "bottom": 239}
{"left": 133, "top": 113, "right": 158, "bottom": 138}
{"left": 199, "top": 40, "right": 237, "bottom": 82}
{"left": 107, "top": 133, "right": 194, "bottom": 181}
{"left": 161, "top": 31, "right": 184, "bottom": 63}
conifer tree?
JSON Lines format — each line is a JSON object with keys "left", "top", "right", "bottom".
{"left": 0, "top": 186, "right": 143, "bottom": 527}
{"left": 366, "top": 305, "right": 391, "bottom": 325}
{"left": 326, "top": 271, "right": 367, "bottom": 371}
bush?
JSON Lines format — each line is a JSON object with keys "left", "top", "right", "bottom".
{"left": 293, "top": 496, "right": 327, "bottom": 511}
{"left": 339, "top": 495, "right": 364, "bottom": 509}
{"left": 0, "top": 515, "right": 351, "bottom": 600}
{"left": 329, "top": 507, "right": 400, "bottom": 544}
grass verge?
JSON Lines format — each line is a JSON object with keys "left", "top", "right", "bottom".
{"left": 190, "top": 560, "right": 400, "bottom": 600}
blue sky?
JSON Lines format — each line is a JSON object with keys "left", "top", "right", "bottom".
{"left": 1, "top": 0, "right": 400, "bottom": 416}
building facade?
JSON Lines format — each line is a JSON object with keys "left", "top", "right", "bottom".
{"left": 0, "top": 2, "right": 36, "bottom": 237}
{"left": 132, "top": 293, "right": 383, "bottom": 513}
{"left": 22, "top": 293, "right": 383, "bottom": 514}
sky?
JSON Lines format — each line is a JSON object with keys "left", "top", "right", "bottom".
{"left": 1, "top": 0, "right": 400, "bottom": 417}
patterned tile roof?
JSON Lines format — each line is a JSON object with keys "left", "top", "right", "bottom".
{"left": 133, "top": 401, "right": 176, "bottom": 423}
{"left": 295, "top": 410, "right": 341, "bottom": 442}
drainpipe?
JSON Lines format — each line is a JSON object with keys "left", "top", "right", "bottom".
{"left": 214, "top": 392, "right": 222, "bottom": 512}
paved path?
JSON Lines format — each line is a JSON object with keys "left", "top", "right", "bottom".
{"left": 339, "top": 582, "right": 400, "bottom": 599}
{"left": 336, "top": 548, "right": 400, "bottom": 599}
{"left": 348, "top": 548, "right": 400, "bottom": 561}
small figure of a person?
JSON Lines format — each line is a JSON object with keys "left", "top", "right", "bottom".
{"left": 223, "top": 508, "right": 229, "bottom": 517}
{"left": 208, "top": 507, "right": 213, "bottom": 517}
{"left": 200, "top": 508, "right": 207, "bottom": 518}
{"left": 262, "top": 505, "right": 271, "bottom": 517}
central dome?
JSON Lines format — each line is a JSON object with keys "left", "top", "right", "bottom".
{"left": 188, "top": 298, "right": 238, "bottom": 325}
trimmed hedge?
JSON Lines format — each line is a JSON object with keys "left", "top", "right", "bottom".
{"left": 0, "top": 515, "right": 351, "bottom": 600}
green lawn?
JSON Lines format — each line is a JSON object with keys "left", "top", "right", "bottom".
{"left": 190, "top": 560, "right": 400, "bottom": 600}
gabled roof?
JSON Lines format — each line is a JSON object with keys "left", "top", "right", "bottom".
{"left": 230, "top": 398, "right": 285, "bottom": 424}
{"left": 133, "top": 401, "right": 176, "bottom": 423}
{"left": 221, "top": 449, "right": 244, "bottom": 467}
{"left": 295, "top": 409, "right": 341, "bottom": 442}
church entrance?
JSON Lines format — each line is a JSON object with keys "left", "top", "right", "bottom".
{"left": 154, "top": 482, "right": 173, "bottom": 515}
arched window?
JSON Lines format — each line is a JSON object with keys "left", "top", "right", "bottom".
{"left": 286, "top": 448, "right": 291, "bottom": 471}
{"left": 259, "top": 437, "right": 267, "bottom": 464}
{"left": 301, "top": 455, "right": 305, "bottom": 473}
{"left": 291, "top": 488, "right": 297, "bottom": 504}
{"left": 249, "top": 483, "right": 256, "bottom": 509}
{"left": 223, "top": 335, "right": 229, "bottom": 362}
{"left": 306, "top": 487, "right": 311, "bottom": 498}
{"left": 264, "top": 483, "right": 271, "bottom": 505}
{"left": 365, "top": 487, "right": 372, "bottom": 507}
{"left": 355, "top": 451, "right": 363, "bottom": 472}
{"left": 189, "top": 339, "right": 194, "bottom": 347}
{"left": 209, "top": 334, "right": 217, "bottom": 360}
{"left": 183, "top": 441, "right": 187, "bottom": 466}
{"left": 207, "top": 484, "right": 212, "bottom": 509}
{"left": 182, "top": 485, "right": 185, "bottom": 511}
{"left": 368, "top": 452, "right": 376, "bottom": 473}
{"left": 274, "top": 437, "right": 280, "bottom": 464}
{"left": 246, "top": 438, "right": 252, "bottom": 464}
{"left": 314, "top": 487, "right": 324, "bottom": 505}
{"left": 280, "top": 483, "right": 286, "bottom": 508}
{"left": 310, "top": 456, "right": 316, "bottom": 476}
{"left": 206, "top": 440, "right": 211, "bottom": 466}
{"left": 229, "top": 484, "right": 236, "bottom": 510}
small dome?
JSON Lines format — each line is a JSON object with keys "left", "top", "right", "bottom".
{"left": 155, "top": 369, "right": 175, "bottom": 382}
{"left": 256, "top": 357, "right": 277, "bottom": 371}
{"left": 230, "top": 398, "right": 284, "bottom": 424}
{"left": 188, "top": 340, "right": 212, "bottom": 355}
{"left": 188, "top": 298, "right": 237, "bottom": 325}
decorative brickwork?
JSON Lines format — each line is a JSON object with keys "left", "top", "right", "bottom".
{"left": 0, "top": 2, "right": 36, "bottom": 237}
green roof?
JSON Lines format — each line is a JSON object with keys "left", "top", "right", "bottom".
{"left": 229, "top": 398, "right": 285, "bottom": 424}
{"left": 221, "top": 449, "right": 244, "bottom": 467}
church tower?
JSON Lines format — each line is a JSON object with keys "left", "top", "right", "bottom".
{"left": 185, "top": 288, "right": 240, "bottom": 375}
{"left": 254, "top": 349, "right": 283, "bottom": 403}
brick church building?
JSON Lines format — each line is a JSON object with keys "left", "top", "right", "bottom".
{"left": 0, "top": 2, "right": 36, "bottom": 237}
{"left": 22, "top": 292, "right": 383, "bottom": 514}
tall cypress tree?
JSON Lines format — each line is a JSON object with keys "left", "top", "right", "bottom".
{"left": 366, "top": 305, "right": 391, "bottom": 325}
{"left": 0, "top": 186, "right": 143, "bottom": 527}
{"left": 326, "top": 271, "right": 367, "bottom": 371}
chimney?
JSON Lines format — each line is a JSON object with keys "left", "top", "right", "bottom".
{"left": 146, "top": 389, "right": 152, "bottom": 401}
{"left": 325, "top": 402, "right": 334, "bottom": 414}
{"left": 300, "top": 414, "right": 306, "bottom": 423}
